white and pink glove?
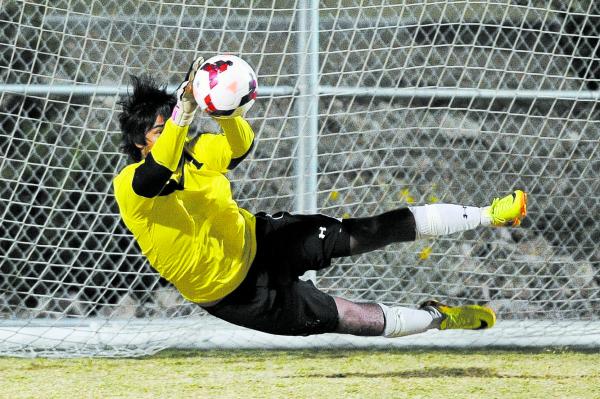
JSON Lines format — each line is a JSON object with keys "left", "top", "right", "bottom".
{"left": 170, "top": 56, "right": 204, "bottom": 126}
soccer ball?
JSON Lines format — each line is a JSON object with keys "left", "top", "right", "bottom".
{"left": 192, "top": 54, "right": 258, "bottom": 118}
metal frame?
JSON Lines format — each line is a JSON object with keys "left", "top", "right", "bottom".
{"left": 3, "top": 84, "right": 599, "bottom": 100}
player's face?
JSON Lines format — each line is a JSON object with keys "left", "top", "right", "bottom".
{"left": 137, "top": 114, "right": 165, "bottom": 159}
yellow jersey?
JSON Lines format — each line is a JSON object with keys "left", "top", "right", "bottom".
{"left": 113, "top": 117, "right": 256, "bottom": 304}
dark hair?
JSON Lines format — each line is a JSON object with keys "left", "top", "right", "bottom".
{"left": 117, "top": 74, "right": 176, "bottom": 162}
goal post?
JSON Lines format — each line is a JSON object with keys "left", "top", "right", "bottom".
{"left": 1, "top": 1, "right": 599, "bottom": 357}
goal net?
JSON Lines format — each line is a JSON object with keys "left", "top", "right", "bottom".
{"left": 1, "top": 1, "right": 599, "bottom": 357}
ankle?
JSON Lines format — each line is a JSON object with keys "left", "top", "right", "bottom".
{"left": 421, "top": 305, "right": 444, "bottom": 329}
{"left": 379, "top": 304, "right": 437, "bottom": 338}
{"left": 480, "top": 206, "right": 492, "bottom": 226}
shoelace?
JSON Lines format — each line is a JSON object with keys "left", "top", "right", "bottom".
{"left": 422, "top": 305, "right": 445, "bottom": 329}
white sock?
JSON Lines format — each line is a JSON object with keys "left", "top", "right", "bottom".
{"left": 379, "top": 304, "right": 441, "bottom": 338}
{"left": 409, "top": 204, "right": 491, "bottom": 239}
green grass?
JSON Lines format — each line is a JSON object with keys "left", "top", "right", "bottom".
{"left": 1, "top": 349, "right": 599, "bottom": 398}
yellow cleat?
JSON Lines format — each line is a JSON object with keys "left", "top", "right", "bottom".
{"left": 420, "top": 300, "right": 496, "bottom": 330}
{"left": 486, "top": 189, "right": 528, "bottom": 227}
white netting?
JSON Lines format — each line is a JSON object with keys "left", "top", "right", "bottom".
{"left": 1, "top": 1, "right": 599, "bottom": 357}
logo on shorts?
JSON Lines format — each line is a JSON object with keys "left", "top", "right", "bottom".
{"left": 318, "top": 227, "right": 327, "bottom": 239}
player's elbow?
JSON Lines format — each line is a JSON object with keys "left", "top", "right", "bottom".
{"left": 220, "top": 116, "right": 255, "bottom": 156}
{"left": 227, "top": 140, "right": 255, "bottom": 170}
{"left": 132, "top": 153, "right": 173, "bottom": 198}
{"left": 132, "top": 176, "right": 164, "bottom": 198}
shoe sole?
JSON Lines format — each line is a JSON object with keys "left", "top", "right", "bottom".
{"left": 476, "top": 319, "right": 489, "bottom": 330}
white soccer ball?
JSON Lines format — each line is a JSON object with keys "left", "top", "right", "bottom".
{"left": 192, "top": 54, "right": 258, "bottom": 118}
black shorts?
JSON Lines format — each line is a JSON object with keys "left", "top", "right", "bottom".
{"left": 204, "top": 211, "right": 344, "bottom": 336}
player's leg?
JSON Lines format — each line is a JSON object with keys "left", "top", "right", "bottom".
{"left": 204, "top": 262, "right": 495, "bottom": 337}
{"left": 256, "top": 189, "right": 527, "bottom": 271}
{"left": 336, "top": 189, "right": 527, "bottom": 256}
{"left": 333, "top": 297, "right": 496, "bottom": 337}
{"left": 254, "top": 208, "right": 483, "bottom": 273}
{"left": 333, "top": 297, "right": 434, "bottom": 336}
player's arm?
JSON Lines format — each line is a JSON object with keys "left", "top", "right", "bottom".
{"left": 131, "top": 121, "right": 189, "bottom": 197}
{"left": 131, "top": 57, "right": 204, "bottom": 197}
{"left": 216, "top": 116, "right": 255, "bottom": 169}
{"left": 186, "top": 116, "right": 255, "bottom": 172}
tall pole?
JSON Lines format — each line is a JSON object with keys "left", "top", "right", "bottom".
{"left": 296, "top": 0, "right": 319, "bottom": 215}
{"left": 296, "top": 0, "right": 319, "bottom": 282}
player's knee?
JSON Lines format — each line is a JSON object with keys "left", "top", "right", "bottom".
{"left": 340, "top": 208, "right": 416, "bottom": 255}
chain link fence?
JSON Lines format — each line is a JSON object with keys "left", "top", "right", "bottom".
{"left": 1, "top": 1, "right": 599, "bottom": 356}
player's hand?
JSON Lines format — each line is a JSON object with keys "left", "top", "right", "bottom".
{"left": 209, "top": 102, "right": 252, "bottom": 120}
{"left": 170, "top": 56, "right": 204, "bottom": 126}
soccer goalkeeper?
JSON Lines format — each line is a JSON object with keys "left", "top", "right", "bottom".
{"left": 114, "top": 57, "right": 527, "bottom": 338}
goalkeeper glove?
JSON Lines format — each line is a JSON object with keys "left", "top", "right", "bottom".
{"left": 170, "top": 56, "right": 204, "bottom": 126}
{"left": 209, "top": 101, "right": 253, "bottom": 120}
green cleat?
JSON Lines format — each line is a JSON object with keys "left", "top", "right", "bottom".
{"left": 420, "top": 300, "right": 496, "bottom": 330}
{"left": 485, "top": 189, "right": 528, "bottom": 227}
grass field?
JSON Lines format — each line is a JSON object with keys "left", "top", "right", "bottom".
{"left": 1, "top": 349, "right": 599, "bottom": 398}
